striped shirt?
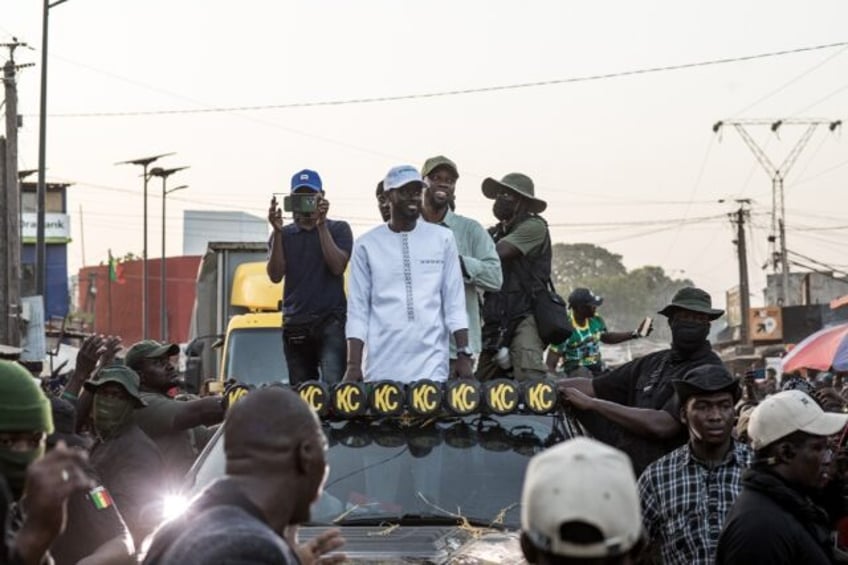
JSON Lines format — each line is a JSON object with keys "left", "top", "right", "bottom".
{"left": 638, "top": 440, "right": 752, "bottom": 565}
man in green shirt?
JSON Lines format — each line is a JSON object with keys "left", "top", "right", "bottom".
{"left": 125, "top": 340, "right": 225, "bottom": 489}
{"left": 546, "top": 288, "right": 647, "bottom": 376}
{"left": 476, "top": 172, "right": 551, "bottom": 381}
{"left": 420, "top": 155, "right": 502, "bottom": 372}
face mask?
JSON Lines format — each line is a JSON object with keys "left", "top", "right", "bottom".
{"left": 0, "top": 446, "right": 44, "bottom": 500}
{"left": 671, "top": 319, "right": 710, "bottom": 352}
{"left": 493, "top": 198, "right": 518, "bottom": 221}
{"left": 93, "top": 395, "right": 134, "bottom": 439}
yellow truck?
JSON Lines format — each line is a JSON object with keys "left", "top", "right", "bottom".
{"left": 217, "top": 261, "right": 287, "bottom": 386}
{"left": 185, "top": 242, "right": 286, "bottom": 393}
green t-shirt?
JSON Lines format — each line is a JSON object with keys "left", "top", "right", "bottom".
{"left": 501, "top": 216, "right": 547, "bottom": 256}
{"left": 550, "top": 313, "right": 607, "bottom": 372}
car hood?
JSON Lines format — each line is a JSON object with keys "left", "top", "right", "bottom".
{"left": 299, "top": 525, "right": 525, "bottom": 564}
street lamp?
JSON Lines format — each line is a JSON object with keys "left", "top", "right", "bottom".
{"left": 35, "top": 0, "right": 70, "bottom": 301}
{"left": 116, "top": 152, "right": 174, "bottom": 339}
{"left": 149, "top": 166, "right": 188, "bottom": 342}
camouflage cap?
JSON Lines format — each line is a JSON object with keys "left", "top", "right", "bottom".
{"left": 84, "top": 364, "right": 147, "bottom": 407}
{"left": 123, "top": 339, "right": 179, "bottom": 370}
{"left": 421, "top": 155, "right": 459, "bottom": 179}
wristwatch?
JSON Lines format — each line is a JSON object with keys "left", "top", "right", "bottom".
{"left": 457, "top": 346, "right": 474, "bottom": 358}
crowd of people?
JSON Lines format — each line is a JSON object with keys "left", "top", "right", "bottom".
{"left": 266, "top": 158, "right": 656, "bottom": 385}
{"left": 3, "top": 159, "right": 848, "bottom": 564}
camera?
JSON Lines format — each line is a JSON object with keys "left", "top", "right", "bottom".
{"left": 283, "top": 193, "right": 319, "bottom": 214}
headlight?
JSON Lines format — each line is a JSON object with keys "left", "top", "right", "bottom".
{"left": 162, "top": 494, "right": 190, "bottom": 521}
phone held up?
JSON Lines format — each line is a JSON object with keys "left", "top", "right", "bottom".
{"left": 274, "top": 192, "right": 319, "bottom": 215}
{"left": 636, "top": 316, "right": 653, "bottom": 338}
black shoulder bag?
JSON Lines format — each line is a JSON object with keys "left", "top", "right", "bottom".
{"left": 529, "top": 232, "right": 572, "bottom": 346}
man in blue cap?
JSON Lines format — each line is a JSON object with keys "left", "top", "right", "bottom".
{"left": 268, "top": 169, "right": 353, "bottom": 386}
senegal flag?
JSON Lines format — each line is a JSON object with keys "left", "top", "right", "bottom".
{"left": 108, "top": 250, "right": 126, "bottom": 285}
{"left": 89, "top": 485, "right": 114, "bottom": 510}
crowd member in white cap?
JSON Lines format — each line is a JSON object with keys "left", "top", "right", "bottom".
{"left": 344, "top": 165, "right": 470, "bottom": 383}
{"left": 716, "top": 390, "right": 848, "bottom": 564}
{"left": 521, "top": 437, "right": 645, "bottom": 565}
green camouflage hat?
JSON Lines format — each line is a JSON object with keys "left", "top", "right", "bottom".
{"left": 84, "top": 365, "right": 147, "bottom": 407}
{"left": 658, "top": 287, "right": 724, "bottom": 320}
{"left": 421, "top": 155, "right": 459, "bottom": 179}
{"left": 123, "top": 339, "right": 179, "bottom": 370}
{"left": 481, "top": 172, "right": 547, "bottom": 213}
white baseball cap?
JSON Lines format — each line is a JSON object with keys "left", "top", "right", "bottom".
{"left": 383, "top": 165, "right": 424, "bottom": 192}
{"left": 748, "top": 389, "right": 848, "bottom": 450}
{"left": 521, "top": 437, "right": 642, "bottom": 559}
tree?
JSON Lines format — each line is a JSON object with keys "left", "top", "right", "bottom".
{"left": 551, "top": 243, "right": 693, "bottom": 342}
{"left": 551, "top": 243, "right": 626, "bottom": 291}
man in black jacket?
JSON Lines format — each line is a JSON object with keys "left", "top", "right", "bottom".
{"left": 716, "top": 390, "right": 848, "bottom": 564}
{"left": 142, "top": 387, "right": 345, "bottom": 565}
{"left": 558, "top": 287, "right": 725, "bottom": 474}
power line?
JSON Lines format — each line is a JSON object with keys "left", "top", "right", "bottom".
{"left": 37, "top": 40, "right": 848, "bottom": 119}
{"left": 731, "top": 44, "right": 848, "bottom": 117}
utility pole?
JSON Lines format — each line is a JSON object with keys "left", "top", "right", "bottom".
{"left": 713, "top": 118, "right": 842, "bottom": 306}
{"left": 149, "top": 166, "right": 188, "bottom": 342}
{"left": 116, "top": 152, "right": 174, "bottom": 339}
{"left": 728, "top": 199, "right": 751, "bottom": 344}
{"left": 1, "top": 41, "right": 29, "bottom": 346}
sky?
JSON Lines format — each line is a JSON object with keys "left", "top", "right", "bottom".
{"left": 3, "top": 0, "right": 847, "bottom": 310}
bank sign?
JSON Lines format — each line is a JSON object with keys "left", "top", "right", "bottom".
{"left": 21, "top": 213, "right": 72, "bottom": 244}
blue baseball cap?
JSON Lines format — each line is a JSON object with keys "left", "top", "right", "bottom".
{"left": 383, "top": 165, "right": 424, "bottom": 192}
{"left": 291, "top": 169, "right": 322, "bottom": 192}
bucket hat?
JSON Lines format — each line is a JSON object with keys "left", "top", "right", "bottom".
{"left": 658, "top": 287, "right": 724, "bottom": 320}
{"left": 482, "top": 173, "right": 546, "bottom": 214}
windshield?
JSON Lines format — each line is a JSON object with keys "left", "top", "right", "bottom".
{"left": 186, "top": 413, "right": 567, "bottom": 530}
{"left": 223, "top": 328, "right": 289, "bottom": 386}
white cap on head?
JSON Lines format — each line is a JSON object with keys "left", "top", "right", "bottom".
{"left": 383, "top": 165, "right": 424, "bottom": 192}
{"left": 521, "top": 437, "right": 642, "bottom": 559}
{"left": 748, "top": 389, "right": 848, "bottom": 450}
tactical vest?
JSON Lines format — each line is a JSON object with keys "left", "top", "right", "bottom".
{"left": 482, "top": 215, "right": 552, "bottom": 333}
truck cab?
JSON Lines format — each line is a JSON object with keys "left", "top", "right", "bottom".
{"left": 218, "top": 262, "right": 288, "bottom": 386}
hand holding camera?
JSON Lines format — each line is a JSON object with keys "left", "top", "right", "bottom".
{"left": 268, "top": 196, "right": 284, "bottom": 232}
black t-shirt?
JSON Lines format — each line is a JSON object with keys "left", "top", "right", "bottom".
{"left": 48, "top": 483, "right": 132, "bottom": 565}
{"left": 277, "top": 219, "right": 353, "bottom": 326}
{"left": 589, "top": 343, "right": 724, "bottom": 474}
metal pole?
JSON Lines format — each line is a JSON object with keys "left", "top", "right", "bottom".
{"left": 779, "top": 174, "right": 790, "bottom": 306}
{"left": 735, "top": 204, "right": 751, "bottom": 344}
{"left": 142, "top": 163, "right": 149, "bottom": 339}
{"left": 35, "top": 0, "right": 49, "bottom": 298}
{"left": 161, "top": 175, "right": 166, "bottom": 342}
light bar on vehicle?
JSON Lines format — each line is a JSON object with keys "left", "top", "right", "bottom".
{"left": 296, "top": 377, "right": 559, "bottom": 418}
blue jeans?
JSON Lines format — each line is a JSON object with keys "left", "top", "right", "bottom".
{"left": 283, "top": 314, "right": 346, "bottom": 386}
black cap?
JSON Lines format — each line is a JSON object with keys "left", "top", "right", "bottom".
{"left": 672, "top": 365, "right": 740, "bottom": 406}
{"left": 568, "top": 288, "right": 603, "bottom": 307}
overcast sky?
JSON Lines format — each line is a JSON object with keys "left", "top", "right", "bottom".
{"left": 4, "top": 0, "right": 847, "bottom": 309}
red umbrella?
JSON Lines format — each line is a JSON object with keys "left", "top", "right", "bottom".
{"left": 782, "top": 323, "right": 848, "bottom": 373}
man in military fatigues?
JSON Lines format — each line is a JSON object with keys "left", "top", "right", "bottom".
{"left": 559, "top": 287, "right": 725, "bottom": 474}
{"left": 87, "top": 364, "right": 166, "bottom": 547}
{"left": 125, "top": 340, "right": 224, "bottom": 489}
